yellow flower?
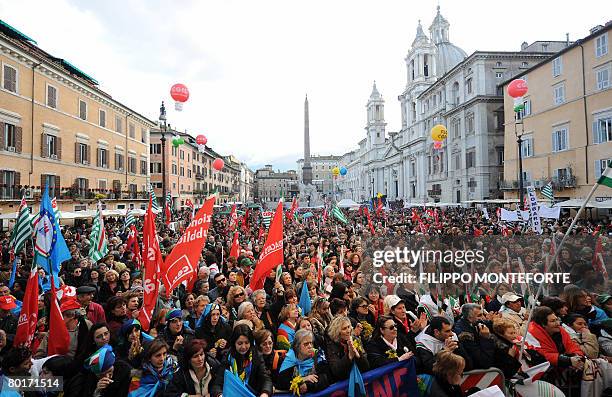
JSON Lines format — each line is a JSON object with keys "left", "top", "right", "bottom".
{"left": 352, "top": 338, "right": 364, "bottom": 354}
{"left": 360, "top": 321, "right": 373, "bottom": 339}
{"left": 289, "top": 375, "right": 303, "bottom": 396}
{"left": 385, "top": 349, "right": 398, "bottom": 359}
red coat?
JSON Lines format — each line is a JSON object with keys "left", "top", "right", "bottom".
{"left": 527, "top": 322, "right": 583, "bottom": 366}
{"left": 86, "top": 302, "right": 107, "bottom": 324}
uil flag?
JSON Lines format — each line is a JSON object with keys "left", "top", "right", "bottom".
{"left": 88, "top": 201, "right": 108, "bottom": 263}
{"left": 13, "top": 259, "right": 39, "bottom": 347}
{"left": 229, "top": 204, "right": 238, "bottom": 230}
{"left": 161, "top": 196, "right": 215, "bottom": 295}
{"left": 250, "top": 200, "right": 283, "bottom": 291}
{"left": 138, "top": 197, "right": 164, "bottom": 331}
{"left": 35, "top": 185, "right": 71, "bottom": 286}
{"left": 229, "top": 231, "right": 240, "bottom": 259}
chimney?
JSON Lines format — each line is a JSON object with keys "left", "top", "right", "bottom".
{"left": 521, "top": 41, "right": 528, "bottom": 51}
{"left": 566, "top": 33, "right": 570, "bottom": 47}
{"left": 590, "top": 25, "right": 604, "bottom": 35}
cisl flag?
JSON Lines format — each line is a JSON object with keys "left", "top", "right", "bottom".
{"left": 250, "top": 200, "right": 283, "bottom": 291}
{"left": 138, "top": 197, "right": 164, "bottom": 331}
{"left": 161, "top": 196, "right": 215, "bottom": 295}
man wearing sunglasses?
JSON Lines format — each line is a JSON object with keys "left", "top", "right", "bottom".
{"left": 208, "top": 273, "right": 229, "bottom": 304}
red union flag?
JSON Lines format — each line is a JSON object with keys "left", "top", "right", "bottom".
{"left": 229, "top": 204, "right": 238, "bottom": 230}
{"left": 250, "top": 200, "right": 283, "bottom": 291}
{"left": 13, "top": 264, "right": 39, "bottom": 347}
{"left": 229, "top": 231, "right": 240, "bottom": 259}
{"left": 138, "top": 197, "right": 164, "bottom": 331}
{"left": 162, "top": 196, "right": 215, "bottom": 294}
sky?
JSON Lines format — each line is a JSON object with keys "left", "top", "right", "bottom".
{"left": 1, "top": 0, "right": 610, "bottom": 171}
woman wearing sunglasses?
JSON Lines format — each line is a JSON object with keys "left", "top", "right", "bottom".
{"left": 226, "top": 285, "right": 247, "bottom": 325}
{"left": 366, "top": 315, "right": 416, "bottom": 369}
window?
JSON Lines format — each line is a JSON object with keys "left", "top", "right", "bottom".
{"left": 517, "top": 99, "right": 532, "bottom": 120}
{"left": 466, "top": 112, "right": 475, "bottom": 134}
{"left": 4, "top": 123, "right": 15, "bottom": 150}
{"left": 596, "top": 67, "right": 610, "bottom": 90}
{"left": 410, "top": 162, "right": 416, "bottom": 177}
{"left": 115, "top": 152, "right": 124, "bottom": 171}
{"left": 552, "top": 127, "right": 569, "bottom": 152}
{"left": 128, "top": 157, "right": 137, "bottom": 173}
{"left": 99, "top": 109, "right": 106, "bottom": 128}
{"left": 172, "top": 146, "right": 177, "bottom": 156}
{"left": 466, "top": 78, "right": 473, "bottom": 94}
{"left": 595, "top": 158, "right": 611, "bottom": 179}
{"left": 596, "top": 33, "right": 608, "bottom": 57}
{"left": 77, "top": 143, "right": 88, "bottom": 164}
{"left": 594, "top": 116, "right": 612, "bottom": 143}
{"left": 98, "top": 148, "right": 108, "bottom": 168}
{"left": 188, "top": 169, "right": 192, "bottom": 178}
{"left": 521, "top": 62, "right": 529, "bottom": 67}
{"left": 553, "top": 84, "right": 565, "bottom": 105}
{"left": 454, "top": 154, "right": 461, "bottom": 169}
{"left": 115, "top": 115, "right": 123, "bottom": 134}
{"left": 552, "top": 56, "right": 562, "bottom": 77}
{"left": 79, "top": 100, "right": 87, "bottom": 120}
{"left": 76, "top": 178, "right": 88, "bottom": 196}
{"left": 172, "top": 163, "right": 178, "bottom": 175}
{"left": 98, "top": 180, "right": 107, "bottom": 190}
{"left": 521, "top": 135, "right": 534, "bottom": 157}
{"left": 47, "top": 134, "right": 58, "bottom": 158}
{"left": 497, "top": 148, "right": 504, "bottom": 165}
{"left": 140, "top": 160, "right": 147, "bottom": 175}
{"left": 150, "top": 162, "right": 162, "bottom": 173}
{"left": 141, "top": 128, "right": 146, "bottom": 143}
{"left": 451, "top": 118, "right": 461, "bottom": 139}
{"left": 129, "top": 123, "right": 135, "bottom": 139}
{"left": 452, "top": 82, "right": 460, "bottom": 105}
{"left": 495, "top": 72, "right": 503, "bottom": 79}
{"left": 44, "top": 174, "right": 57, "bottom": 197}
{"left": 466, "top": 149, "right": 476, "bottom": 168}
{"left": 150, "top": 143, "right": 161, "bottom": 154}
{"left": 180, "top": 150, "right": 184, "bottom": 160}
{"left": 1, "top": 170, "right": 15, "bottom": 198}
{"left": 554, "top": 167, "right": 572, "bottom": 182}
{"left": 47, "top": 85, "right": 57, "bottom": 108}
{"left": 3, "top": 64, "right": 17, "bottom": 92}
{"left": 496, "top": 62, "right": 502, "bottom": 67}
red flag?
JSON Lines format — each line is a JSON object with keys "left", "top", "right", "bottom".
{"left": 242, "top": 208, "right": 250, "bottom": 232}
{"left": 161, "top": 197, "right": 215, "bottom": 295}
{"left": 229, "top": 204, "right": 238, "bottom": 231}
{"left": 364, "top": 207, "right": 375, "bottom": 235}
{"left": 474, "top": 227, "right": 483, "bottom": 237}
{"left": 258, "top": 225, "right": 265, "bottom": 241}
{"left": 164, "top": 202, "right": 172, "bottom": 225}
{"left": 376, "top": 197, "right": 383, "bottom": 217}
{"left": 138, "top": 198, "right": 164, "bottom": 331}
{"left": 411, "top": 208, "right": 421, "bottom": 223}
{"left": 289, "top": 197, "right": 298, "bottom": 220}
{"left": 229, "top": 231, "right": 240, "bottom": 259}
{"left": 593, "top": 237, "right": 608, "bottom": 278}
{"left": 250, "top": 200, "right": 284, "bottom": 291}
{"left": 126, "top": 225, "right": 142, "bottom": 269}
{"left": 322, "top": 207, "right": 328, "bottom": 223}
{"left": 47, "top": 275, "right": 69, "bottom": 355}
{"left": 13, "top": 265, "right": 39, "bottom": 347}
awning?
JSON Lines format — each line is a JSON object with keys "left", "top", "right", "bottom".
{"left": 554, "top": 199, "right": 612, "bottom": 209}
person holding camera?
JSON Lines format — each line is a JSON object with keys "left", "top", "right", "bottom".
{"left": 452, "top": 303, "right": 495, "bottom": 370}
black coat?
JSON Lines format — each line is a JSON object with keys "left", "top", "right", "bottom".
{"left": 63, "top": 359, "right": 131, "bottom": 397}
{"left": 210, "top": 350, "right": 273, "bottom": 397}
{"left": 491, "top": 333, "right": 522, "bottom": 379}
{"left": 365, "top": 334, "right": 417, "bottom": 369}
{"left": 453, "top": 318, "right": 495, "bottom": 370}
{"left": 195, "top": 320, "right": 232, "bottom": 354}
{"left": 324, "top": 336, "right": 369, "bottom": 383}
{"left": 275, "top": 350, "right": 330, "bottom": 393}
{"left": 165, "top": 365, "right": 212, "bottom": 396}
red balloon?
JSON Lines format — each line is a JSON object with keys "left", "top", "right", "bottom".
{"left": 212, "top": 158, "right": 224, "bottom": 171}
{"left": 507, "top": 79, "right": 528, "bottom": 98}
{"left": 196, "top": 135, "right": 207, "bottom": 146}
{"left": 170, "top": 83, "right": 189, "bottom": 103}
{"left": 433, "top": 141, "right": 442, "bottom": 149}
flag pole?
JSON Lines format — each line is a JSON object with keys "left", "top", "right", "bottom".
{"left": 518, "top": 180, "right": 601, "bottom": 360}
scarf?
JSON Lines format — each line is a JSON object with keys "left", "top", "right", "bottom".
{"left": 228, "top": 350, "right": 253, "bottom": 384}
{"left": 278, "top": 348, "right": 319, "bottom": 377}
{"left": 129, "top": 357, "right": 177, "bottom": 397}
{"left": 381, "top": 336, "right": 398, "bottom": 351}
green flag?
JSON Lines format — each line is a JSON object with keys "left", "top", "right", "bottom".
{"left": 598, "top": 161, "right": 612, "bottom": 188}
{"left": 10, "top": 197, "right": 32, "bottom": 257}
{"left": 89, "top": 202, "right": 108, "bottom": 262}
{"left": 541, "top": 181, "right": 554, "bottom": 201}
{"left": 148, "top": 184, "right": 160, "bottom": 213}
{"left": 331, "top": 204, "right": 348, "bottom": 224}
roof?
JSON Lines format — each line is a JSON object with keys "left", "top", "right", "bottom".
{"left": 499, "top": 22, "right": 612, "bottom": 87}
{"left": 0, "top": 19, "right": 37, "bottom": 44}
{"left": 50, "top": 57, "right": 99, "bottom": 85}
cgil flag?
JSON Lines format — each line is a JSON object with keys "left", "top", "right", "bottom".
{"left": 250, "top": 200, "right": 284, "bottom": 291}
{"left": 261, "top": 210, "right": 274, "bottom": 228}
{"left": 331, "top": 204, "right": 348, "bottom": 224}
{"left": 229, "top": 231, "right": 240, "bottom": 259}
{"left": 541, "top": 181, "right": 554, "bottom": 201}
{"left": 88, "top": 201, "right": 109, "bottom": 263}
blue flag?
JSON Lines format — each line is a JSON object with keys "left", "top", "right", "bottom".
{"left": 349, "top": 362, "right": 366, "bottom": 397}
{"left": 299, "top": 281, "right": 311, "bottom": 316}
{"left": 34, "top": 185, "right": 70, "bottom": 287}
{"left": 222, "top": 369, "right": 256, "bottom": 397}
{"left": 8, "top": 258, "right": 18, "bottom": 288}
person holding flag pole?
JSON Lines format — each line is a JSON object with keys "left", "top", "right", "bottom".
{"left": 519, "top": 161, "right": 612, "bottom": 360}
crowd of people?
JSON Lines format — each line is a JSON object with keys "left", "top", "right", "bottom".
{"left": 0, "top": 203, "right": 610, "bottom": 396}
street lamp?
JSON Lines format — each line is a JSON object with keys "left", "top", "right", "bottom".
{"left": 159, "top": 101, "right": 167, "bottom": 222}
{"left": 515, "top": 114, "right": 525, "bottom": 209}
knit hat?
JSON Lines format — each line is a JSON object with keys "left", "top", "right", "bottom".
{"left": 165, "top": 309, "right": 182, "bottom": 322}
{"left": 84, "top": 346, "right": 115, "bottom": 374}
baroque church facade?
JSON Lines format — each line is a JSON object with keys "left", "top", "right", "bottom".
{"left": 338, "top": 7, "right": 558, "bottom": 204}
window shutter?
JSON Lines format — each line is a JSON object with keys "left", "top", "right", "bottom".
{"left": 75, "top": 142, "right": 79, "bottom": 163}
{"left": 593, "top": 121, "right": 600, "bottom": 144}
{"left": 595, "top": 160, "right": 602, "bottom": 180}
{"left": 41, "top": 133, "right": 48, "bottom": 158}
{"left": 15, "top": 126, "right": 22, "bottom": 153}
{"left": 85, "top": 178, "right": 89, "bottom": 191}
{"left": 96, "top": 148, "right": 101, "bottom": 167}
{"left": 15, "top": 172, "right": 20, "bottom": 189}
{"left": 40, "top": 174, "right": 45, "bottom": 190}
{"left": 87, "top": 145, "right": 91, "bottom": 164}
{"left": 55, "top": 176, "right": 61, "bottom": 196}
{"left": 0, "top": 122, "right": 4, "bottom": 149}
{"left": 57, "top": 137, "right": 62, "bottom": 160}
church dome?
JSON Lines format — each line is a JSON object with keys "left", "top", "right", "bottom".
{"left": 435, "top": 42, "right": 467, "bottom": 75}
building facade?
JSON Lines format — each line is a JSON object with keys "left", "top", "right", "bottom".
{"left": 0, "top": 19, "right": 155, "bottom": 215}
{"left": 502, "top": 23, "right": 612, "bottom": 202}
{"left": 254, "top": 165, "right": 298, "bottom": 204}
{"left": 240, "top": 164, "right": 254, "bottom": 203}
{"left": 296, "top": 155, "right": 342, "bottom": 198}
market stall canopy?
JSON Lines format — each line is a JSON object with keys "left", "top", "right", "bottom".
{"left": 336, "top": 199, "right": 360, "bottom": 208}
{"left": 554, "top": 199, "right": 612, "bottom": 209}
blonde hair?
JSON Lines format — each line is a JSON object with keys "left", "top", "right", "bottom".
{"left": 279, "top": 303, "right": 299, "bottom": 323}
{"left": 492, "top": 317, "right": 517, "bottom": 336}
{"left": 226, "top": 285, "right": 246, "bottom": 309}
{"left": 105, "top": 269, "right": 119, "bottom": 282}
{"left": 327, "top": 315, "right": 352, "bottom": 342}
{"left": 432, "top": 350, "right": 465, "bottom": 377}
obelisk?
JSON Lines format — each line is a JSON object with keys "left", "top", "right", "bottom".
{"left": 302, "top": 94, "right": 313, "bottom": 185}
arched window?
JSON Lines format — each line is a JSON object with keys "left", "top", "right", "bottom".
{"left": 452, "top": 82, "right": 460, "bottom": 105}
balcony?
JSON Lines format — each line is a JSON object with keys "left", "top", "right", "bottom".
{"left": 0, "top": 185, "right": 149, "bottom": 201}
{"left": 552, "top": 176, "right": 577, "bottom": 190}
{"left": 499, "top": 180, "right": 519, "bottom": 190}
{"left": 427, "top": 188, "right": 442, "bottom": 197}
{"left": 195, "top": 173, "right": 205, "bottom": 180}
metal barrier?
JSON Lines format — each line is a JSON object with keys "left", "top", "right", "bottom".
{"left": 461, "top": 367, "right": 507, "bottom": 395}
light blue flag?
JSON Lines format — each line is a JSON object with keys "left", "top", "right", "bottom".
{"left": 8, "top": 258, "right": 18, "bottom": 288}
{"left": 298, "top": 281, "right": 311, "bottom": 316}
{"left": 222, "top": 369, "right": 256, "bottom": 397}
{"left": 34, "top": 185, "right": 71, "bottom": 287}
{"left": 349, "top": 362, "right": 366, "bottom": 397}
